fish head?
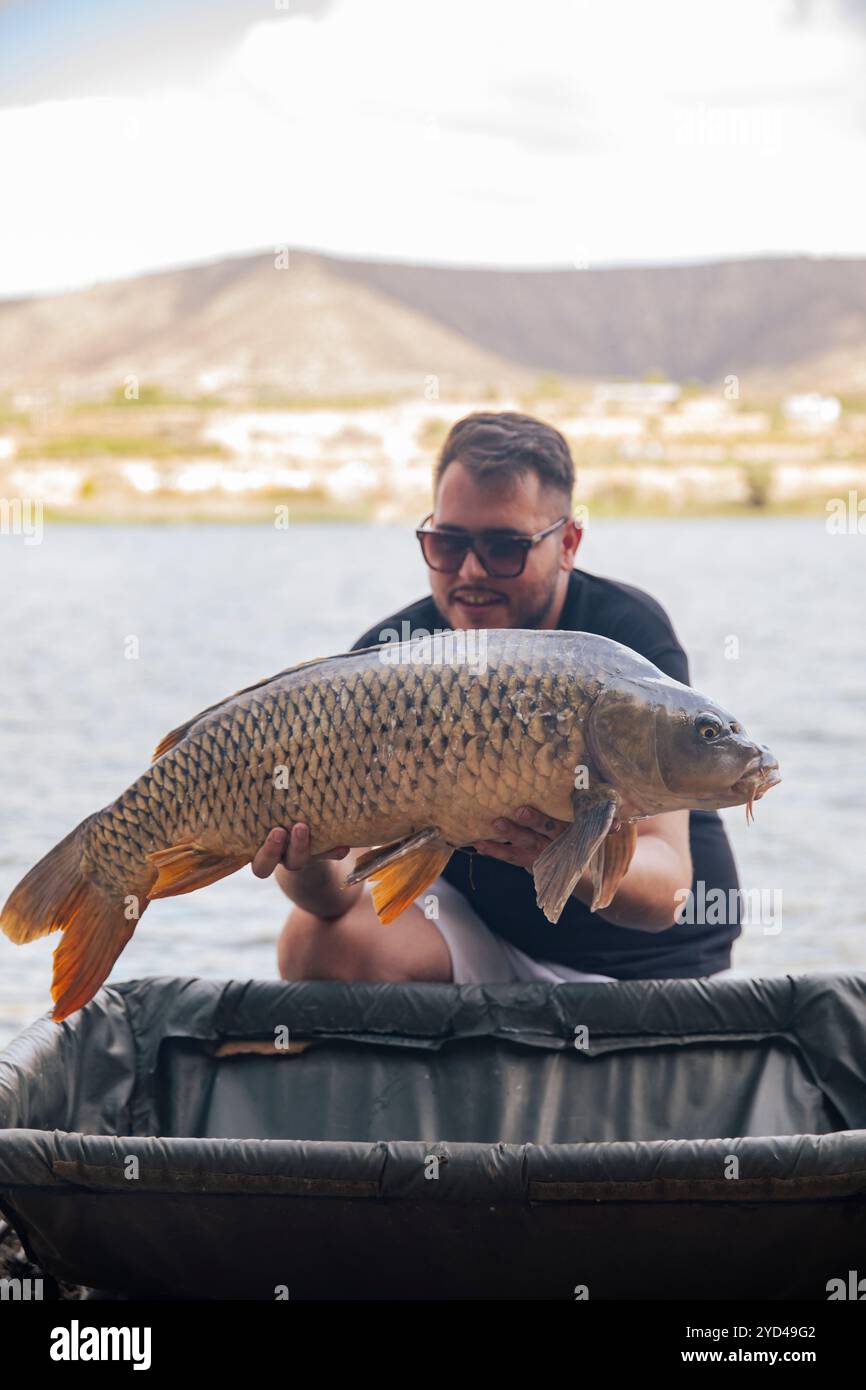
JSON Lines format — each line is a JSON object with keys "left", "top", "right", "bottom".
{"left": 586, "top": 675, "right": 781, "bottom": 816}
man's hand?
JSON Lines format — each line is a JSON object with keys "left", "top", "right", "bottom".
{"left": 473, "top": 805, "right": 567, "bottom": 870}
{"left": 474, "top": 804, "right": 692, "bottom": 932}
{"left": 251, "top": 824, "right": 350, "bottom": 879}
{"left": 253, "top": 824, "right": 358, "bottom": 919}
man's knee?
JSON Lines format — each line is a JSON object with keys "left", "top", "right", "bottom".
{"left": 277, "top": 897, "right": 451, "bottom": 983}
{"left": 278, "top": 905, "right": 354, "bottom": 981}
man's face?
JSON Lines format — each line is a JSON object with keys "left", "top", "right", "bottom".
{"left": 426, "top": 461, "right": 581, "bottom": 630}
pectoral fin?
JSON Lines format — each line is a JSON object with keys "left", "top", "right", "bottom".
{"left": 532, "top": 794, "right": 617, "bottom": 924}
{"left": 147, "top": 842, "right": 250, "bottom": 898}
{"left": 345, "top": 828, "right": 453, "bottom": 924}
{"left": 588, "top": 820, "right": 638, "bottom": 912}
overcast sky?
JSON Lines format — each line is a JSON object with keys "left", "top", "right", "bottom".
{"left": 2, "top": 0, "right": 865, "bottom": 297}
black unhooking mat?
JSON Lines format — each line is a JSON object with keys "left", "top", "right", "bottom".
{"left": 1, "top": 974, "right": 865, "bottom": 1300}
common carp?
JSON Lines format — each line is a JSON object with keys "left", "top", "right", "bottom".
{"left": 1, "top": 629, "right": 780, "bottom": 1020}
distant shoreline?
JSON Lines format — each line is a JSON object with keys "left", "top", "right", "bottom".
{"left": 30, "top": 498, "right": 833, "bottom": 526}
{"left": 4, "top": 389, "right": 864, "bottom": 530}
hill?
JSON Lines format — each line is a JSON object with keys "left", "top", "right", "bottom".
{"left": 1, "top": 248, "right": 865, "bottom": 398}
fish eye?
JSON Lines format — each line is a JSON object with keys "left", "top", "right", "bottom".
{"left": 696, "top": 716, "right": 723, "bottom": 742}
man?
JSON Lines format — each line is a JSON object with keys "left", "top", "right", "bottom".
{"left": 254, "top": 411, "right": 741, "bottom": 984}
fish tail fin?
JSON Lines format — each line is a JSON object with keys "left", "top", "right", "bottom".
{"left": 1, "top": 821, "right": 94, "bottom": 945}
{"left": 0, "top": 818, "right": 145, "bottom": 1022}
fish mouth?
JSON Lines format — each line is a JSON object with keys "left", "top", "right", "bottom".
{"left": 731, "top": 754, "right": 781, "bottom": 798}
{"left": 730, "top": 753, "right": 781, "bottom": 821}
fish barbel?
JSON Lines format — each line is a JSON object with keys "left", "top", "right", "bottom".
{"left": 1, "top": 629, "right": 780, "bottom": 1020}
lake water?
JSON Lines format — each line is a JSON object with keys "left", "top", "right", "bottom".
{"left": 0, "top": 517, "right": 863, "bottom": 1047}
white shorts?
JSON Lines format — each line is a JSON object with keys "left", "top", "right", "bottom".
{"left": 364, "top": 874, "right": 617, "bottom": 984}
{"left": 362, "top": 875, "right": 736, "bottom": 985}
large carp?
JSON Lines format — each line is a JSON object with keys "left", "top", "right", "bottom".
{"left": 1, "top": 629, "right": 779, "bottom": 1020}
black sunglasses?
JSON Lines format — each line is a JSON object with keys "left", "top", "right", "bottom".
{"left": 415, "top": 513, "right": 569, "bottom": 578}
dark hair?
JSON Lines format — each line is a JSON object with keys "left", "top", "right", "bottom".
{"left": 435, "top": 411, "right": 574, "bottom": 504}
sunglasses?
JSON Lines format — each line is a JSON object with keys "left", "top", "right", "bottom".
{"left": 415, "top": 513, "right": 569, "bottom": 578}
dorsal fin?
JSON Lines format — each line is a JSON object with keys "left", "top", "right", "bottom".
{"left": 150, "top": 640, "right": 393, "bottom": 762}
{"left": 150, "top": 648, "right": 371, "bottom": 762}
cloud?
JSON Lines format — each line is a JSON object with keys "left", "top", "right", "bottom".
{"left": 788, "top": 0, "right": 866, "bottom": 28}
{"left": 1, "top": 0, "right": 865, "bottom": 296}
{"left": 0, "top": 0, "right": 338, "bottom": 107}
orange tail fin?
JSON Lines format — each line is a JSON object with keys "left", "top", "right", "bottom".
{"left": 0, "top": 820, "right": 146, "bottom": 1022}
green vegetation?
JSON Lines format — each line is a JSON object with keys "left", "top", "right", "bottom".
{"left": 679, "top": 378, "right": 707, "bottom": 398}
{"left": 250, "top": 390, "right": 402, "bottom": 411}
{"left": 18, "top": 435, "right": 229, "bottom": 460}
{"left": 105, "top": 384, "right": 196, "bottom": 408}
{"left": 740, "top": 461, "right": 774, "bottom": 508}
{"left": 417, "top": 417, "right": 449, "bottom": 450}
{"left": 532, "top": 372, "right": 566, "bottom": 398}
{"left": 583, "top": 495, "right": 825, "bottom": 519}
{"left": 40, "top": 495, "right": 376, "bottom": 526}
{"left": 98, "top": 387, "right": 409, "bottom": 412}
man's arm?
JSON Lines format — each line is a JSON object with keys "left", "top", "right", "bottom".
{"left": 251, "top": 825, "right": 363, "bottom": 919}
{"left": 473, "top": 805, "right": 692, "bottom": 933}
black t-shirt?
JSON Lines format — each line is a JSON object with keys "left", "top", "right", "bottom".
{"left": 350, "top": 568, "right": 741, "bottom": 978}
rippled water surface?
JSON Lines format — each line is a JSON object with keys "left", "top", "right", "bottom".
{"left": 0, "top": 518, "right": 863, "bottom": 1046}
